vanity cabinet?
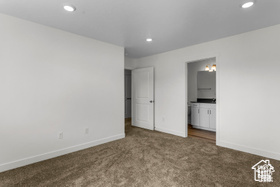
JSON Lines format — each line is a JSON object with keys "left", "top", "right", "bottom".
{"left": 209, "top": 108, "right": 216, "bottom": 129}
{"left": 191, "top": 103, "right": 216, "bottom": 131}
{"left": 191, "top": 103, "right": 200, "bottom": 126}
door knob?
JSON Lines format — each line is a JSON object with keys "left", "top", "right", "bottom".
{"left": 150, "top": 100, "right": 154, "bottom": 103}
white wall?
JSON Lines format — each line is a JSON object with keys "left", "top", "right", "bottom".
{"left": 187, "top": 58, "right": 215, "bottom": 103}
{"left": 0, "top": 14, "right": 124, "bottom": 172}
{"left": 133, "top": 24, "right": 280, "bottom": 160}
{"left": 125, "top": 57, "right": 136, "bottom": 70}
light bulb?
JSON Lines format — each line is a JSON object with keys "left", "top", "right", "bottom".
{"left": 212, "top": 64, "right": 216, "bottom": 71}
{"left": 64, "top": 5, "right": 76, "bottom": 12}
{"left": 242, "top": 2, "right": 254, "bottom": 9}
{"left": 146, "top": 38, "right": 153, "bottom": 42}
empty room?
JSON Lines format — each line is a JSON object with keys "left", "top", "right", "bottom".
{"left": 0, "top": 1, "right": 280, "bottom": 186}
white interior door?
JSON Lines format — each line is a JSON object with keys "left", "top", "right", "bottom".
{"left": 132, "top": 67, "right": 154, "bottom": 130}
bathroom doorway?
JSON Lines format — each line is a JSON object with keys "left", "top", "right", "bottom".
{"left": 187, "top": 58, "right": 216, "bottom": 143}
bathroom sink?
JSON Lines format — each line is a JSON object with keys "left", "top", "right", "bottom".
{"left": 191, "top": 98, "right": 216, "bottom": 104}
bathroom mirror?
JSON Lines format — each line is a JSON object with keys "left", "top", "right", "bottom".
{"left": 197, "top": 71, "right": 216, "bottom": 98}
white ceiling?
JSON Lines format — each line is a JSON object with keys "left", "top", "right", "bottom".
{"left": 0, "top": 0, "right": 279, "bottom": 58}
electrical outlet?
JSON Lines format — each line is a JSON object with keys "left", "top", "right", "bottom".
{"left": 85, "top": 128, "right": 89, "bottom": 135}
{"left": 58, "top": 132, "right": 63, "bottom": 139}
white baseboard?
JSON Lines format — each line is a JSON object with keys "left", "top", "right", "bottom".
{"left": 218, "top": 140, "right": 280, "bottom": 161}
{"left": 155, "top": 126, "right": 186, "bottom": 137}
{"left": 0, "top": 133, "right": 125, "bottom": 173}
{"left": 132, "top": 123, "right": 154, "bottom": 131}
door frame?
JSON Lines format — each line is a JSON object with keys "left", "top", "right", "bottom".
{"left": 124, "top": 68, "right": 133, "bottom": 130}
{"left": 185, "top": 56, "right": 220, "bottom": 145}
{"left": 124, "top": 67, "right": 133, "bottom": 121}
{"left": 124, "top": 69, "right": 132, "bottom": 119}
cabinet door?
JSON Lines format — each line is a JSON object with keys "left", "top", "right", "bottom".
{"left": 199, "top": 108, "right": 210, "bottom": 128}
{"left": 209, "top": 109, "right": 216, "bottom": 130}
{"left": 191, "top": 107, "right": 199, "bottom": 126}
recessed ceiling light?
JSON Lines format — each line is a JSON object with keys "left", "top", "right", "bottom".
{"left": 146, "top": 38, "right": 153, "bottom": 42}
{"left": 64, "top": 5, "right": 76, "bottom": 12}
{"left": 242, "top": 2, "right": 254, "bottom": 8}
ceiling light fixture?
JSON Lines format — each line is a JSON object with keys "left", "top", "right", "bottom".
{"left": 242, "top": 2, "right": 254, "bottom": 8}
{"left": 205, "top": 64, "right": 216, "bottom": 72}
{"left": 64, "top": 5, "right": 76, "bottom": 12}
{"left": 146, "top": 38, "right": 153, "bottom": 42}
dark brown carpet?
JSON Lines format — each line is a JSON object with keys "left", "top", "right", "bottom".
{"left": 0, "top": 122, "right": 279, "bottom": 187}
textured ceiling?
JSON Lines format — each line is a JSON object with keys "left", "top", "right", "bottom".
{"left": 0, "top": 0, "right": 279, "bottom": 58}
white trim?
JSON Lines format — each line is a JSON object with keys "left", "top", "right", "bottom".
{"left": 218, "top": 141, "right": 280, "bottom": 161}
{"left": 0, "top": 133, "right": 125, "bottom": 173}
{"left": 155, "top": 126, "right": 186, "bottom": 137}
{"left": 215, "top": 54, "right": 221, "bottom": 145}
{"left": 184, "top": 62, "right": 188, "bottom": 138}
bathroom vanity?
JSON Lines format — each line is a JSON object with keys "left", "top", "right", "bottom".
{"left": 191, "top": 102, "right": 216, "bottom": 132}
